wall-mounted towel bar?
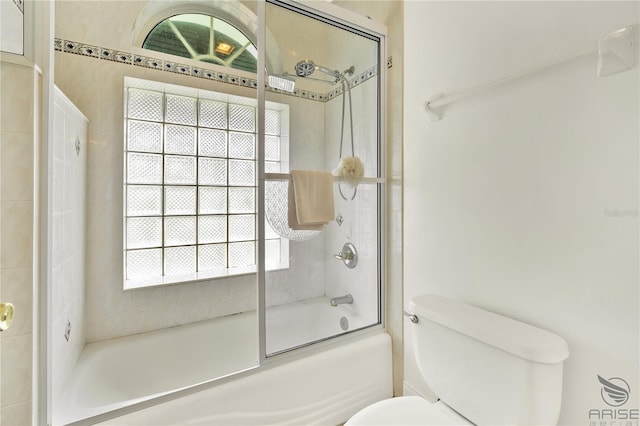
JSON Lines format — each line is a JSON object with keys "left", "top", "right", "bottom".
{"left": 424, "top": 25, "right": 635, "bottom": 122}
{"left": 264, "top": 173, "right": 385, "bottom": 184}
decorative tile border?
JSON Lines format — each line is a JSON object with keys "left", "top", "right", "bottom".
{"left": 54, "top": 38, "right": 378, "bottom": 103}
{"left": 12, "top": 0, "right": 24, "bottom": 14}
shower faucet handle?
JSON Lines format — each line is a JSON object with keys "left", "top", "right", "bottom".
{"left": 334, "top": 243, "right": 358, "bottom": 269}
{"left": 334, "top": 251, "right": 353, "bottom": 261}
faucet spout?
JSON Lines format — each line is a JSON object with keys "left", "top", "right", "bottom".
{"left": 330, "top": 294, "right": 353, "bottom": 307}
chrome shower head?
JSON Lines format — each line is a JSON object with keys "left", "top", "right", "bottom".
{"left": 294, "top": 59, "right": 340, "bottom": 80}
{"left": 295, "top": 59, "right": 316, "bottom": 77}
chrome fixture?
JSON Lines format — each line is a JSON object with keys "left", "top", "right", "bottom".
{"left": 403, "top": 310, "right": 419, "bottom": 324}
{"left": 334, "top": 242, "right": 358, "bottom": 269}
{"left": 294, "top": 59, "right": 340, "bottom": 81}
{"left": 340, "top": 316, "right": 349, "bottom": 330}
{"left": 330, "top": 294, "right": 354, "bottom": 307}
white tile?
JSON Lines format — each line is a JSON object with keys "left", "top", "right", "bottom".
{"left": 53, "top": 103, "right": 65, "bottom": 161}
{"left": 52, "top": 159, "right": 64, "bottom": 214}
{"left": 0, "top": 400, "right": 32, "bottom": 426}
{"left": 0, "top": 132, "right": 34, "bottom": 202}
{"left": 0, "top": 201, "right": 33, "bottom": 269}
{"left": 62, "top": 211, "right": 73, "bottom": 262}
{"left": 52, "top": 212, "right": 63, "bottom": 268}
{"left": 51, "top": 265, "right": 64, "bottom": 323}
{"left": 0, "top": 63, "right": 34, "bottom": 134}
{"left": 1, "top": 333, "right": 32, "bottom": 406}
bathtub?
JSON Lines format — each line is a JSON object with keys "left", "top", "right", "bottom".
{"left": 54, "top": 296, "right": 391, "bottom": 425}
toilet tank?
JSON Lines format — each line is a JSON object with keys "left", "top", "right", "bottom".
{"left": 410, "top": 295, "right": 570, "bottom": 426}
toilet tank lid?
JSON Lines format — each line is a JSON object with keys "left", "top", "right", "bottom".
{"left": 410, "top": 295, "right": 570, "bottom": 364}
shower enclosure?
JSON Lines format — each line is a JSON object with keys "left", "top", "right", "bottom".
{"left": 262, "top": 0, "right": 384, "bottom": 356}
{"left": 49, "top": 0, "right": 385, "bottom": 423}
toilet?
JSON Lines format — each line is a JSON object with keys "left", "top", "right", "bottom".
{"left": 347, "top": 295, "right": 570, "bottom": 425}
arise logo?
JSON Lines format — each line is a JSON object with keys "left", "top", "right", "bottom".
{"left": 599, "top": 375, "right": 631, "bottom": 407}
{"left": 589, "top": 375, "right": 638, "bottom": 426}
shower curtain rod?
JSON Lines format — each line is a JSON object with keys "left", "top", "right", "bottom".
{"left": 423, "top": 48, "right": 598, "bottom": 122}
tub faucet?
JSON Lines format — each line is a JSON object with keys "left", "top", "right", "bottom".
{"left": 330, "top": 294, "right": 353, "bottom": 307}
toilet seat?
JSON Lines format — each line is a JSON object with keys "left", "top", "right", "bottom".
{"left": 346, "top": 396, "right": 472, "bottom": 425}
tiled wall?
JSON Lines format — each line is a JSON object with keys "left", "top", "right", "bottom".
{"left": 51, "top": 87, "right": 88, "bottom": 412}
{"left": 0, "top": 60, "right": 37, "bottom": 426}
{"left": 324, "top": 78, "right": 380, "bottom": 326}
{"left": 332, "top": 0, "right": 404, "bottom": 396}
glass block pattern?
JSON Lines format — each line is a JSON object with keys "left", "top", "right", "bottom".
{"left": 229, "top": 132, "right": 255, "bottom": 159}
{"left": 128, "top": 153, "right": 162, "bottom": 184}
{"left": 199, "top": 99, "right": 227, "bottom": 129}
{"left": 125, "top": 85, "right": 286, "bottom": 283}
{"left": 229, "top": 241, "right": 255, "bottom": 268}
{"left": 199, "top": 187, "right": 227, "bottom": 214}
{"left": 198, "top": 215, "right": 227, "bottom": 244}
{"left": 265, "top": 136, "right": 280, "bottom": 161}
{"left": 199, "top": 158, "right": 227, "bottom": 185}
{"left": 199, "top": 128, "right": 227, "bottom": 157}
{"left": 165, "top": 156, "right": 196, "bottom": 185}
{"left": 165, "top": 246, "right": 196, "bottom": 275}
{"left": 198, "top": 244, "right": 226, "bottom": 271}
{"left": 229, "top": 187, "right": 255, "bottom": 214}
{"left": 127, "top": 186, "right": 162, "bottom": 216}
{"left": 128, "top": 121, "right": 162, "bottom": 153}
{"left": 229, "top": 160, "right": 255, "bottom": 186}
{"left": 128, "top": 89, "right": 163, "bottom": 121}
{"left": 127, "top": 249, "right": 162, "bottom": 279}
{"left": 127, "top": 217, "right": 162, "bottom": 249}
{"left": 165, "top": 125, "right": 196, "bottom": 155}
{"left": 265, "top": 109, "right": 280, "bottom": 135}
{"left": 229, "top": 104, "right": 255, "bottom": 132}
{"left": 164, "top": 216, "right": 196, "bottom": 246}
{"left": 229, "top": 214, "right": 255, "bottom": 242}
{"left": 166, "top": 94, "right": 197, "bottom": 125}
{"left": 165, "top": 186, "right": 196, "bottom": 215}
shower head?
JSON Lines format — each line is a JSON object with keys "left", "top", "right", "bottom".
{"left": 294, "top": 59, "right": 340, "bottom": 80}
{"left": 268, "top": 73, "right": 296, "bottom": 93}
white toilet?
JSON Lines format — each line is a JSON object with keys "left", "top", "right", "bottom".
{"left": 347, "top": 295, "right": 570, "bottom": 425}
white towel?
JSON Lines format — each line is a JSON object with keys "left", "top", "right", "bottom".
{"left": 288, "top": 170, "right": 335, "bottom": 230}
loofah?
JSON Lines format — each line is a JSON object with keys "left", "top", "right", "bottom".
{"left": 332, "top": 156, "right": 364, "bottom": 185}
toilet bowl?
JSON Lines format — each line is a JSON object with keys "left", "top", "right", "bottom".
{"left": 346, "top": 396, "right": 470, "bottom": 425}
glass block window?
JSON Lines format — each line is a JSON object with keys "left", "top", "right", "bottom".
{"left": 124, "top": 79, "right": 286, "bottom": 287}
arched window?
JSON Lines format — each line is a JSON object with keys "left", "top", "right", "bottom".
{"left": 143, "top": 14, "right": 257, "bottom": 73}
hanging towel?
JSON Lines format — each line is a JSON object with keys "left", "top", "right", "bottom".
{"left": 288, "top": 170, "right": 335, "bottom": 230}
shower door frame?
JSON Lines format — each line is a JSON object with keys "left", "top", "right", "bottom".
{"left": 256, "top": 0, "right": 388, "bottom": 364}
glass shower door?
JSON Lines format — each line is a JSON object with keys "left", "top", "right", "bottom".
{"left": 262, "top": 0, "right": 383, "bottom": 355}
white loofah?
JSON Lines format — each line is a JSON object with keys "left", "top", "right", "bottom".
{"left": 332, "top": 156, "right": 364, "bottom": 185}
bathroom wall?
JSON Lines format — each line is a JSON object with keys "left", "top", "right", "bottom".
{"left": 0, "top": 59, "right": 38, "bottom": 426}
{"left": 55, "top": 0, "right": 332, "bottom": 342}
{"left": 403, "top": 2, "right": 638, "bottom": 424}
{"left": 51, "top": 87, "right": 88, "bottom": 412}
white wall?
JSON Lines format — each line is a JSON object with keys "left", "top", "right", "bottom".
{"left": 403, "top": 2, "right": 638, "bottom": 425}
{"left": 0, "top": 60, "right": 37, "bottom": 426}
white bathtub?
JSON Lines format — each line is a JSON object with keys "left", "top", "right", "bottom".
{"left": 54, "top": 297, "right": 391, "bottom": 425}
